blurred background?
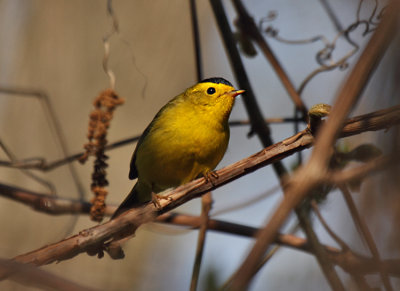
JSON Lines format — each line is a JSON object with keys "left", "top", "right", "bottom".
{"left": 0, "top": 0, "right": 398, "bottom": 290}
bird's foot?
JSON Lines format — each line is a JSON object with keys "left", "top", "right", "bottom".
{"left": 204, "top": 171, "right": 219, "bottom": 186}
{"left": 151, "top": 193, "right": 173, "bottom": 209}
{"left": 151, "top": 192, "right": 162, "bottom": 209}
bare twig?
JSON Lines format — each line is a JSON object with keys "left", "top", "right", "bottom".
{"left": 0, "top": 87, "right": 85, "bottom": 199}
{"left": 296, "top": 207, "right": 345, "bottom": 290}
{"left": 311, "top": 200, "right": 350, "bottom": 250}
{"left": 319, "top": 0, "right": 343, "bottom": 31}
{"left": 0, "top": 183, "right": 115, "bottom": 216}
{"left": 211, "top": 184, "right": 280, "bottom": 216}
{"left": 0, "top": 139, "right": 56, "bottom": 194}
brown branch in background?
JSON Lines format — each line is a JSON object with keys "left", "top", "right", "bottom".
{"left": 339, "top": 185, "right": 393, "bottom": 291}
{"left": 0, "top": 183, "right": 116, "bottom": 216}
{"left": 80, "top": 89, "right": 124, "bottom": 222}
{"left": 229, "top": 1, "right": 399, "bottom": 288}
{"left": 0, "top": 135, "right": 141, "bottom": 172}
{"left": 190, "top": 193, "right": 212, "bottom": 291}
{"left": 298, "top": 206, "right": 345, "bottom": 290}
{"left": 231, "top": 0, "right": 308, "bottom": 118}
{"left": 0, "top": 139, "right": 56, "bottom": 194}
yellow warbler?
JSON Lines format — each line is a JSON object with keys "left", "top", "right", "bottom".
{"left": 112, "top": 78, "right": 244, "bottom": 218}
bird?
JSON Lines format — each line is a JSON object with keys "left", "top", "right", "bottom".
{"left": 111, "top": 77, "right": 244, "bottom": 218}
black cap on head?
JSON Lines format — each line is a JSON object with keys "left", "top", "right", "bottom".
{"left": 200, "top": 77, "right": 233, "bottom": 87}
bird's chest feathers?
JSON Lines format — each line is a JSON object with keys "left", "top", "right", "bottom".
{"left": 154, "top": 104, "right": 229, "bottom": 160}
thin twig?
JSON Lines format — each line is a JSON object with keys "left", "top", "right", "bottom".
{"left": 0, "top": 139, "right": 56, "bottom": 194}
{"left": 0, "top": 87, "right": 86, "bottom": 199}
{"left": 296, "top": 207, "right": 345, "bottom": 290}
{"left": 211, "top": 184, "right": 280, "bottom": 217}
{"left": 311, "top": 200, "right": 350, "bottom": 250}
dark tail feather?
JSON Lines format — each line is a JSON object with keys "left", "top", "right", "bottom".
{"left": 111, "top": 184, "right": 143, "bottom": 219}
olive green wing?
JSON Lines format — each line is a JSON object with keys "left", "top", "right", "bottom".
{"left": 128, "top": 96, "right": 181, "bottom": 180}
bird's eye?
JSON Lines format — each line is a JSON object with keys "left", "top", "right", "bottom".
{"left": 207, "top": 87, "right": 216, "bottom": 95}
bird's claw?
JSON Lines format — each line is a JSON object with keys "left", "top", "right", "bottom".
{"left": 151, "top": 193, "right": 173, "bottom": 209}
{"left": 204, "top": 171, "right": 219, "bottom": 186}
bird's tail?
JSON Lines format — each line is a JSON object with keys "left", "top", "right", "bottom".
{"left": 111, "top": 183, "right": 143, "bottom": 219}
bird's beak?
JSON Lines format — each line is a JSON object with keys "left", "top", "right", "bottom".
{"left": 228, "top": 89, "right": 245, "bottom": 98}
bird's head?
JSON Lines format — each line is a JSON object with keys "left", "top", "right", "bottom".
{"left": 184, "top": 77, "right": 244, "bottom": 120}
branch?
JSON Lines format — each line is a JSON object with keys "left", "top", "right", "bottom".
{"left": 340, "top": 185, "right": 393, "bottom": 291}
